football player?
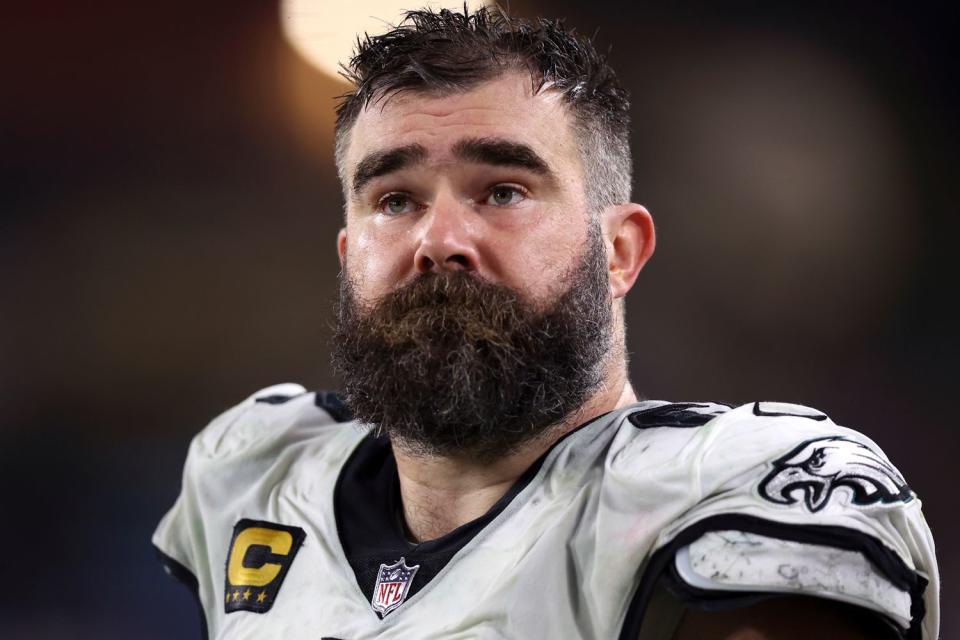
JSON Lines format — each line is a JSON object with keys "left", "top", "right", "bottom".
{"left": 154, "top": 6, "right": 939, "bottom": 639}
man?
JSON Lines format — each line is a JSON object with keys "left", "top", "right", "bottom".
{"left": 154, "top": 7, "right": 939, "bottom": 639}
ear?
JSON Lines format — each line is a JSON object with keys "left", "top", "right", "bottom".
{"left": 602, "top": 203, "right": 655, "bottom": 299}
{"left": 337, "top": 228, "right": 347, "bottom": 267}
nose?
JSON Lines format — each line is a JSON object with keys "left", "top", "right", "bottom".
{"left": 413, "top": 194, "right": 480, "bottom": 273}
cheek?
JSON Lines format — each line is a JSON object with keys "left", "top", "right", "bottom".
{"left": 497, "top": 226, "right": 588, "bottom": 298}
{"left": 345, "top": 222, "right": 416, "bottom": 300}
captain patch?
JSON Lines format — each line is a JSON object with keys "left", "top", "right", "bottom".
{"left": 224, "top": 519, "right": 306, "bottom": 614}
{"left": 758, "top": 436, "right": 913, "bottom": 512}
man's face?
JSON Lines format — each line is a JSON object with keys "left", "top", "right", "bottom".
{"left": 332, "top": 73, "right": 615, "bottom": 460}
{"left": 337, "top": 72, "right": 594, "bottom": 305}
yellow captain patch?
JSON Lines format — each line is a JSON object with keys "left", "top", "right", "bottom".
{"left": 224, "top": 519, "right": 306, "bottom": 614}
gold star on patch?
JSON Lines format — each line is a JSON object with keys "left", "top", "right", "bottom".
{"left": 257, "top": 591, "right": 267, "bottom": 603}
{"left": 225, "top": 592, "right": 230, "bottom": 604}
{"left": 231, "top": 590, "right": 240, "bottom": 602}
{"left": 243, "top": 589, "right": 252, "bottom": 600}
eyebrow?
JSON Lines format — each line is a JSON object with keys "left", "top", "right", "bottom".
{"left": 352, "top": 144, "right": 428, "bottom": 194}
{"left": 351, "top": 137, "right": 557, "bottom": 195}
{"left": 451, "top": 137, "right": 557, "bottom": 184}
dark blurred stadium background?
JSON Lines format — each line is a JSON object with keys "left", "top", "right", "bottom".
{"left": 1, "top": 1, "right": 956, "bottom": 637}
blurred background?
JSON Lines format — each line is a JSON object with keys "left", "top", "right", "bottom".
{"left": 1, "top": 0, "right": 956, "bottom": 637}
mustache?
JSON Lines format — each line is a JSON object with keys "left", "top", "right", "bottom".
{"left": 341, "top": 271, "right": 539, "bottom": 346}
{"left": 358, "top": 271, "right": 520, "bottom": 313}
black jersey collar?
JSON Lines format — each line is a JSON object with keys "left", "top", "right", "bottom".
{"left": 333, "top": 410, "right": 613, "bottom": 615}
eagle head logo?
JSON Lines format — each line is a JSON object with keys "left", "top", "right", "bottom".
{"left": 758, "top": 436, "right": 913, "bottom": 512}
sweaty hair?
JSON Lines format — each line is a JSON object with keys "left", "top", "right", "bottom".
{"left": 334, "top": 5, "right": 632, "bottom": 211}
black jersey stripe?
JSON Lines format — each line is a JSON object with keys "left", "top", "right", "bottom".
{"left": 628, "top": 403, "right": 730, "bottom": 429}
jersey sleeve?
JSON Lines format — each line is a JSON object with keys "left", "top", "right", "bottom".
{"left": 151, "top": 383, "right": 311, "bottom": 634}
{"left": 646, "top": 402, "right": 939, "bottom": 640}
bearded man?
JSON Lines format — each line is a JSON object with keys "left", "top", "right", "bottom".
{"left": 154, "top": 7, "right": 939, "bottom": 639}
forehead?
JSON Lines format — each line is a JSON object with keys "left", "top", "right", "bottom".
{"left": 343, "top": 74, "right": 581, "bottom": 176}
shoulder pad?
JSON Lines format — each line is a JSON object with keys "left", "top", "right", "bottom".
{"left": 696, "top": 401, "right": 854, "bottom": 474}
{"left": 657, "top": 518, "right": 922, "bottom": 636}
{"left": 190, "top": 383, "right": 336, "bottom": 462}
{"left": 607, "top": 401, "right": 732, "bottom": 483}
{"left": 645, "top": 402, "right": 938, "bottom": 639}
{"left": 611, "top": 400, "right": 938, "bottom": 639}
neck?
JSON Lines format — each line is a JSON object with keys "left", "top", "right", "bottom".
{"left": 393, "top": 372, "right": 637, "bottom": 542}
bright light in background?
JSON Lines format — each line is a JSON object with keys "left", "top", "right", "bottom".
{"left": 281, "top": 0, "right": 489, "bottom": 79}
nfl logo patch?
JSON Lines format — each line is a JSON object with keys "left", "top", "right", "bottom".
{"left": 371, "top": 557, "right": 420, "bottom": 616}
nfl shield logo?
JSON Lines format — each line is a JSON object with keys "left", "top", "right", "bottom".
{"left": 371, "top": 557, "right": 420, "bottom": 616}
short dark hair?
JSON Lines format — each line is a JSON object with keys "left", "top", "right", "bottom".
{"left": 334, "top": 5, "right": 632, "bottom": 211}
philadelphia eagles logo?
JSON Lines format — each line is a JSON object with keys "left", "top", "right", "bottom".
{"left": 758, "top": 436, "right": 913, "bottom": 512}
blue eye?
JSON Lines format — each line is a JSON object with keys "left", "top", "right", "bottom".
{"left": 378, "top": 193, "right": 416, "bottom": 215}
{"left": 485, "top": 185, "right": 526, "bottom": 206}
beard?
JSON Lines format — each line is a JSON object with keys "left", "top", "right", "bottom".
{"left": 331, "top": 222, "right": 613, "bottom": 463}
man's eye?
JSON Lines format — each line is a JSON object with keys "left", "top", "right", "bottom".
{"left": 377, "top": 193, "right": 416, "bottom": 215}
{"left": 484, "top": 185, "right": 526, "bottom": 206}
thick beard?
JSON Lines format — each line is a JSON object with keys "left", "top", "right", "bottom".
{"left": 331, "top": 222, "right": 612, "bottom": 463}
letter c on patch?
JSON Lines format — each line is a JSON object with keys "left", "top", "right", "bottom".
{"left": 228, "top": 527, "right": 294, "bottom": 586}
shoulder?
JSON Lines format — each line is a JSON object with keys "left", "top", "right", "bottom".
{"left": 670, "top": 400, "right": 916, "bottom": 523}
{"left": 606, "top": 399, "right": 910, "bottom": 524}
{"left": 611, "top": 400, "right": 899, "bottom": 488}
{"left": 153, "top": 383, "right": 359, "bottom": 570}
{"left": 185, "top": 383, "right": 356, "bottom": 466}
{"left": 609, "top": 400, "right": 939, "bottom": 640}
{"left": 605, "top": 400, "right": 733, "bottom": 473}
{"left": 613, "top": 399, "right": 926, "bottom": 567}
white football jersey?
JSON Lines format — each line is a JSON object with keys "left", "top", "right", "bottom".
{"left": 153, "top": 384, "right": 939, "bottom": 639}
